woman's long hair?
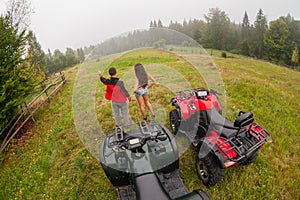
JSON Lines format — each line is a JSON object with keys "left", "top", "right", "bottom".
{"left": 134, "top": 63, "right": 148, "bottom": 87}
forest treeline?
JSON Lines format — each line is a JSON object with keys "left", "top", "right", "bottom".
{"left": 87, "top": 8, "right": 299, "bottom": 67}
{"left": 44, "top": 48, "right": 85, "bottom": 75}
{"left": 163, "top": 8, "right": 299, "bottom": 66}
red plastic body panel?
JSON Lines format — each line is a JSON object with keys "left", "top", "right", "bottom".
{"left": 174, "top": 92, "right": 222, "bottom": 120}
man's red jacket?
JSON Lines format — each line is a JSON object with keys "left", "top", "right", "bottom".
{"left": 100, "top": 77, "right": 130, "bottom": 103}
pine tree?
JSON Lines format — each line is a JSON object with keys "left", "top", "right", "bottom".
{"left": 0, "top": 15, "right": 36, "bottom": 130}
{"left": 157, "top": 19, "right": 163, "bottom": 28}
{"left": 253, "top": 9, "right": 268, "bottom": 58}
{"left": 149, "top": 21, "right": 153, "bottom": 28}
{"left": 65, "top": 48, "right": 76, "bottom": 67}
{"left": 52, "top": 49, "right": 66, "bottom": 72}
{"left": 26, "top": 31, "right": 46, "bottom": 79}
{"left": 242, "top": 11, "right": 250, "bottom": 40}
{"left": 204, "top": 8, "right": 230, "bottom": 50}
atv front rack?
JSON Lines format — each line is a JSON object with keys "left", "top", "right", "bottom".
{"left": 214, "top": 123, "right": 271, "bottom": 163}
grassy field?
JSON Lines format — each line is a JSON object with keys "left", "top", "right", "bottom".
{"left": 0, "top": 48, "right": 299, "bottom": 200}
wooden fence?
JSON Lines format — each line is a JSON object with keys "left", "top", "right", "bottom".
{"left": 0, "top": 72, "right": 66, "bottom": 152}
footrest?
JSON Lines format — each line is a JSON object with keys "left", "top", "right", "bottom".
{"left": 157, "top": 169, "right": 189, "bottom": 199}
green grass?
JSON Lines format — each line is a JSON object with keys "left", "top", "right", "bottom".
{"left": 0, "top": 48, "right": 299, "bottom": 200}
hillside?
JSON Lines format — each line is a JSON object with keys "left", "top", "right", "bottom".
{"left": 0, "top": 48, "right": 299, "bottom": 200}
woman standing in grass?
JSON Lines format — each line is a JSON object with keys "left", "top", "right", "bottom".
{"left": 134, "top": 63, "right": 156, "bottom": 121}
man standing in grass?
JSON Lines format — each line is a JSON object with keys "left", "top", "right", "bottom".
{"left": 98, "top": 67, "right": 131, "bottom": 127}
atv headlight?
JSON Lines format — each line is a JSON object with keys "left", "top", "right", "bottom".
{"left": 196, "top": 90, "right": 208, "bottom": 98}
{"left": 129, "top": 138, "right": 140, "bottom": 145}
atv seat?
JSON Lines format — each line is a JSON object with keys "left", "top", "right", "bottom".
{"left": 234, "top": 111, "right": 254, "bottom": 127}
{"left": 134, "top": 173, "right": 170, "bottom": 200}
{"left": 206, "top": 109, "right": 238, "bottom": 138}
{"left": 207, "top": 109, "right": 234, "bottom": 128}
{"left": 206, "top": 109, "right": 254, "bottom": 138}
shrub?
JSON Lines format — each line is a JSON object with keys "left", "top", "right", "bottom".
{"left": 221, "top": 52, "right": 227, "bottom": 58}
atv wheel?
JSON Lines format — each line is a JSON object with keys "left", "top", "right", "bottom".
{"left": 241, "top": 151, "right": 258, "bottom": 165}
{"left": 196, "top": 153, "right": 224, "bottom": 187}
{"left": 170, "top": 110, "right": 180, "bottom": 134}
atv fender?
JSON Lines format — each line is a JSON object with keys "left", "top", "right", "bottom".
{"left": 171, "top": 98, "right": 182, "bottom": 119}
{"left": 197, "top": 139, "right": 227, "bottom": 169}
{"left": 100, "top": 140, "right": 131, "bottom": 187}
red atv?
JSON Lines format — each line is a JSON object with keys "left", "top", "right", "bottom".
{"left": 169, "top": 88, "right": 270, "bottom": 186}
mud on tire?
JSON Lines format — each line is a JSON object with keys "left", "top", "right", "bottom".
{"left": 196, "top": 152, "right": 224, "bottom": 187}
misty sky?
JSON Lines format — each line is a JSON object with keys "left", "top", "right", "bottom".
{"left": 1, "top": 0, "right": 299, "bottom": 52}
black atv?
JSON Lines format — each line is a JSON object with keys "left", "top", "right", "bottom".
{"left": 169, "top": 88, "right": 271, "bottom": 186}
{"left": 100, "top": 121, "right": 210, "bottom": 200}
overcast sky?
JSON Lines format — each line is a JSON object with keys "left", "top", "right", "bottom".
{"left": 1, "top": 0, "right": 299, "bottom": 52}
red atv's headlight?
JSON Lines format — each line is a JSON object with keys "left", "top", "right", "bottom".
{"left": 196, "top": 90, "right": 208, "bottom": 98}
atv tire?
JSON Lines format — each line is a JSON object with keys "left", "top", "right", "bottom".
{"left": 196, "top": 152, "right": 224, "bottom": 187}
{"left": 241, "top": 151, "right": 258, "bottom": 165}
{"left": 170, "top": 110, "right": 180, "bottom": 134}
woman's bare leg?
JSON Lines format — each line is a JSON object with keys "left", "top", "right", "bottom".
{"left": 136, "top": 96, "right": 146, "bottom": 119}
{"left": 142, "top": 95, "right": 154, "bottom": 116}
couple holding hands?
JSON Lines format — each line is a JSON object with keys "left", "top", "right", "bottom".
{"left": 98, "top": 63, "right": 156, "bottom": 127}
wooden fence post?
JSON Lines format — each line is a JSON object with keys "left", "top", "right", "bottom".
{"left": 24, "top": 103, "right": 36, "bottom": 123}
{"left": 41, "top": 81, "right": 50, "bottom": 103}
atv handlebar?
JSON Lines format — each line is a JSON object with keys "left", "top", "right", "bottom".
{"left": 107, "top": 121, "right": 168, "bottom": 151}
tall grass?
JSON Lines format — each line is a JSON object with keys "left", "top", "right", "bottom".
{"left": 0, "top": 48, "right": 299, "bottom": 200}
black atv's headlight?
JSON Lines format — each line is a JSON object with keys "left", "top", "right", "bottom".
{"left": 129, "top": 138, "right": 140, "bottom": 145}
